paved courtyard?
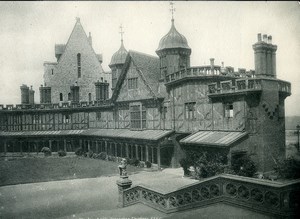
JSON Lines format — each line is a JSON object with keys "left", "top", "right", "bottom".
{"left": 0, "top": 168, "right": 272, "bottom": 219}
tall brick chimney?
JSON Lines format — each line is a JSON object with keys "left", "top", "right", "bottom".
{"left": 253, "top": 33, "right": 277, "bottom": 78}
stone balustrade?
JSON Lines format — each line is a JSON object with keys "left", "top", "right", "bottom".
{"left": 165, "top": 66, "right": 254, "bottom": 83}
{"left": 0, "top": 100, "right": 112, "bottom": 112}
{"left": 121, "top": 174, "right": 300, "bottom": 217}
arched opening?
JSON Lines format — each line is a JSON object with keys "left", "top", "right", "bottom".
{"left": 59, "top": 93, "right": 63, "bottom": 101}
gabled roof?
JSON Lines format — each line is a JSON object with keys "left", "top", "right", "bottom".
{"left": 55, "top": 18, "right": 102, "bottom": 68}
{"left": 111, "top": 50, "right": 161, "bottom": 102}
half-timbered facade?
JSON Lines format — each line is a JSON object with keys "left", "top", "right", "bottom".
{"left": 0, "top": 18, "right": 291, "bottom": 172}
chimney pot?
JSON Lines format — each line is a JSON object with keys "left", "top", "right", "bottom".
{"left": 257, "top": 33, "right": 262, "bottom": 42}
{"left": 268, "top": 35, "right": 272, "bottom": 44}
{"left": 263, "top": 34, "right": 268, "bottom": 43}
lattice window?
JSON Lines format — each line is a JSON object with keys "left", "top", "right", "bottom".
{"left": 185, "top": 102, "right": 196, "bottom": 120}
{"left": 130, "top": 104, "right": 146, "bottom": 129}
{"left": 128, "top": 78, "right": 138, "bottom": 89}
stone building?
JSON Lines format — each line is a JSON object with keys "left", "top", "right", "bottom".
{"left": 42, "top": 17, "right": 110, "bottom": 104}
{"left": 0, "top": 16, "right": 291, "bottom": 172}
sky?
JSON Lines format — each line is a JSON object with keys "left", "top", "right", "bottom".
{"left": 0, "top": 1, "right": 299, "bottom": 116}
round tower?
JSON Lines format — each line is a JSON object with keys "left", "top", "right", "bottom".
{"left": 156, "top": 14, "right": 191, "bottom": 81}
{"left": 109, "top": 25, "right": 128, "bottom": 91}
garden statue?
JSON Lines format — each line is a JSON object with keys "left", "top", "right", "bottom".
{"left": 118, "top": 158, "right": 128, "bottom": 177}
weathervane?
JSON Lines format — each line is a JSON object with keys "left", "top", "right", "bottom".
{"left": 119, "top": 24, "right": 124, "bottom": 42}
{"left": 170, "top": 1, "right": 175, "bottom": 21}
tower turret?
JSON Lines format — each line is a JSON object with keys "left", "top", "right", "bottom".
{"left": 109, "top": 25, "right": 128, "bottom": 91}
{"left": 156, "top": 3, "right": 191, "bottom": 81}
{"left": 253, "top": 33, "right": 277, "bottom": 78}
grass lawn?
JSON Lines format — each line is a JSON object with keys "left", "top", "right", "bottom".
{"left": 0, "top": 156, "right": 141, "bottom": 186}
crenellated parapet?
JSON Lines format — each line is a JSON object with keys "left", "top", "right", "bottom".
{"left": 0, "top": 99, "right": 112, "bottom": 113}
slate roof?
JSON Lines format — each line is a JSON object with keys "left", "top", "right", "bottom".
{"left": 129, "top": 50, "right": 160, "bottom": 95}
{"left": 0, "top": 129, "right": 173, "bottom": 142}
{"left": 111, "top": 50, "right": 162, "bottom": 101}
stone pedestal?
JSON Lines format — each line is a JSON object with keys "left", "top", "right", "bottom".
{"left": 116, "top": 175, "right": 132, "bottom": 207}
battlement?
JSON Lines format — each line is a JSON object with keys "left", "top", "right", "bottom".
{"left": 0, "top": 100, "right": 112, "bottom": 112}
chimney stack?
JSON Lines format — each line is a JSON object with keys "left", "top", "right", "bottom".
{"left": 257, "top": 33, "right": 262, "bottom": 42}
{"left": 253, "top": 33, "right": 277, "bottom": 78}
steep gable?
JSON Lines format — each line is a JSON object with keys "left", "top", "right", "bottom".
{"left": 111, "top": 51, "right": 161, "bottom": 103}
{"left": 44, "top": 18, "right": 108, "bottom": 103}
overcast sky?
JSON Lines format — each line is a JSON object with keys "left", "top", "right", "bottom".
{"left": 0, "top": 1, "right": 299, "bottom": 116}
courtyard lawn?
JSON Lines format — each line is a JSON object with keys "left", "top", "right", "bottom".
{"left": 0, "top": 156, "right": 140, "bottom": 186}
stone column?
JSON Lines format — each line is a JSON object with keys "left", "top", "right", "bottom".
{"left": 4, "top": 141, "right": 7, "bottom": 155}
{"left": 114, "top": 142, "right": 118, "bottom": 157}
{"left": 145, "top": 145, "right": 149, "bottom": 162}
{"left": 125, "top": 143, "right": 129, "bottom": 158}
{"left": 79, "top": 139, "right": 83, "bottom": 150}
{"left": 105, "top": 141, "right": 108, "bottom": 154}
{"left": 157, "top": 144, "right": 161, "bottom": 168}
{"left": 135, "top": 144, "right": 139, "bottom": 160}
{"left": 64, "top": 139, "right": 67, "bottom": 152}
{"left": 87, "top": 140, "right": 91, "bottom": 151}
{"left": 49, "top": 140, "right": 52, "bottom": 151}
{"left": 34, "top": 141, "right": 38, "bottom": 154}
{"left": 96, "top": 141, "right": 99, "bottom": 153}
{"left": 20, "top": 141, "right": 23, "bottom": 155}
{"left": 120, "top": 143, "right": 123, "bottom": 157}
{"left": 131, "top": 145, "right": 134, "bottom": 158}
{"left": 140, "top": 146, "right": 143, "bottom": 161}
{"left": 151, "top": 147, "right": 154, "bottom": 163}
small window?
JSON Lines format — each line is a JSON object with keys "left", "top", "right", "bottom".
{"left": 101, "top": 77, "right": 103, "bottom": 82}
{"left": 185, "top": 102, "right": 196, "bottom": 120}
{"left": 225, "top": 103, "right": 234, "bottom": 118}
{"left": 59, "top": 93, "right": 63, "bottom": 101}
{"left": 64, "top": 114, "right": 70, "bottom": 124}
{"left": 51, "top": 69, "right": 54, "bottom": 75}
{"left": 77, "top": 53, "right": 81, "bottom": 78}
{"left": 128, "top": 78, "right": 138, "bottom": 89}
{"left": 68, "top": 93, "right": 71, "bottom": 101}
{"left": 96, "top": 112, "right": 101, "bottom": 121}
{"left": 88, "top": 93, "right": 92, "bottom": 102}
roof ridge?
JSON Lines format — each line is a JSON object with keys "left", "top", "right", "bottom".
{"left": 128, "top": 50, "right": 158, "bottom": 59}
{"left": 56, "top": 19, "right": 104, "bottom": 73}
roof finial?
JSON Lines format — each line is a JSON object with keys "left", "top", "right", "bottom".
{"left": 170, "top": 1, "right": 175, "bottom": 23}
{"left": 76, "top": 17, "right": 80, "bottom": 23}
{"left": 119, "top": 24, "right": 124, "bottom": 43}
